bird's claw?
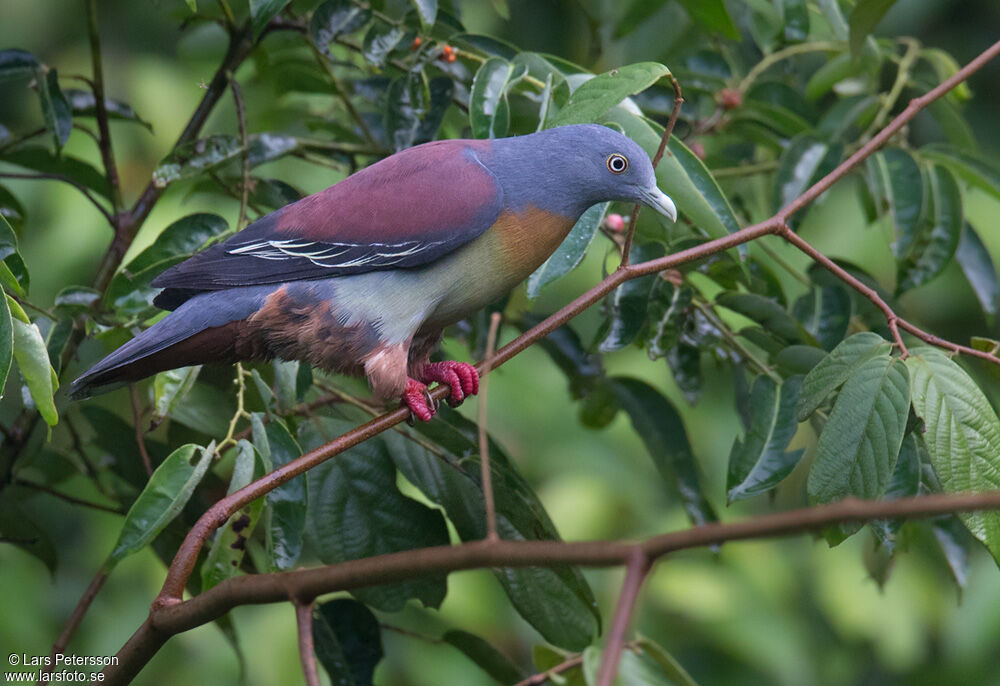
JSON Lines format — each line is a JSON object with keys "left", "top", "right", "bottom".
{"left": 402, "top": 378, "right": 436, "bottom": 423}
{"left": 420, "top": 361, "right": 480, "bottom": 408}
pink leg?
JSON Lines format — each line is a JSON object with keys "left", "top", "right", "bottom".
{"left": 420, "top": 361, "right": 480, "bottom": 407}
{"left": 401, "top": 378, "right": 437, "bottom": 422}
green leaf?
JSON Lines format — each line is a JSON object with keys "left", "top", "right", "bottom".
{"left": 598, "top": 242, "right": 664, "bottom": 352}
{"left": 250, "top": 0, "right": 291, "bottom": 39}
{"left": 201, "top": 440, "right": 266, "bottom": 591}
{"left": 0, "top": 50, "right": 40, "bottom": 82}
{"left": 520, "top": 317, "right": 603, "bottom": 399}
{"left": 605, "top": 110, "right": 742, "bottom": 244}
{"left": 804, "top": 52, "right": 861, "bottom": 101}
{"left": 716, "top": 292, "right": 816, "bottom": 345}
{"left": 782, "top": 0, "right": 810, "bottom": 42}
{"left": 897, "top": 164, "right": 962, "bottom": 293}
{"left": 442, "top": 630, "right": 526, "bottom": 685}
{"left": 526, "top": 203, "right": 608, "bottom": 299}
{"left": 53, "top": 286, "right": 99, "bottom": 313}
{"left": 867, "top": 148, "right": 924, "bottom": 258}
{"left": 313, "top": 598, "right": 383, "bottom": 686}
{"left": 727, "top": 376, "right": 805, "bottom": 502}
{"left": 304, "top": 417, "right": 449, "bottom": 611}
{"left": 361, "top": 22, "right": 406, "bottom": 68}
{"left": 310, "top": 0, "right": 372, "bottom": 52}
{"left": 677, "top": 0, "right": 739, "bottom": 39}
{"left": 550, "top": 62, "right": 670, "bottom": 127}
{"left": 920, "top": 48, "right": 973, "bottom": 102}
{"left": 773, "top": 134, "right": 843, "bottom": 227}
{"left": 10, "top": 300, "right": 58, "bottom": 426}
{"left": 0, "top": 497, "right": 57, "bottom": 575}
{"left": 932, "top": 515, "right": 973, "bottom": 588}
{"left": 126, "top": 213, "right": 229, "bottom": 273}
{"left": 38, "top": 68, "right": 72, "bottom": 151}
{"left": 408, "top": 0, "right": 437, "bottom": 29}
{"left": 849, "top": 0, "right": 898, "bottom": 56}
{"left": 956, "top": 223, "right": 1000, "bottom": 319}
{"left": 0, "top": 291, "right": 11, "bottom": 394}
{"left": 791, "top": 286, "right": 851, "bottom": 351}
{"left": 152, "top": 366, "right": 201, "bottom": 425}
{"left": 252, "top": 415, "right": 306, "bottom": 570}
{"left": 907, "top": 348, "right": 1000, "bottom": 566}
{"left": 469, "top": 57, "right": 526, "bottom": 139}
{"left": 385, "top": 74, "right": 453, "bottom": 151}
{"left": 870, "top": 433, "right": 922, "bottom": 547}
{"left": 184, "top": 0, "right": 196, "bottom": 11}
{"left": 0, "top": 146, "right": 110, "bottom": 198}
{"left": 647, "top": 279, "right": 693, "bottom": 360}
{"left": 608, "top": 377, "right": 717, "bottom": 526}
{"left": 394, "top": 406, "right": 600, "bottom": 650}
{"left": 808, "top": 355, "right": 909, "bottom": 503}
{"left": 0, "top": 184, "right": 26, "bottom": 233}
{"left": 637, "top": 636, "right": 701, "bottom": 686}
{"left": 109, "top": 443, "right": 213, "bottom": 565}
{"left": 798, "top": 332, "right": 892, "bottom": 421}
{"left": 0, "top": 213, "right": 26, "bottom": 298}
{"left": 920, "top": 143, "right": 1000, "bottom": 202}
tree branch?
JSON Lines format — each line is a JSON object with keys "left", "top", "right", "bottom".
{"left": 84, "top": 0, "right": 123, "bottom": 215}
{"left": 294, "top": 601, "right": 321, "bottom": 686}
{"left": 596, "top": 548, "right": 649, "bottom": 686}
{"left": 478, "top": 311, "right": 502, "bottom": 543}
{"left": 101, "top": 489, "right": 1000, "bottom": 684}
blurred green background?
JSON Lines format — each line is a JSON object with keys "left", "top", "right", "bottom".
{"left": 3, "top": 1, "right": 1000, "bottom": 684}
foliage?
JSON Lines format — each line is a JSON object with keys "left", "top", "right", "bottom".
{"left": 2, "top": 0, "right": 1000, "bottom": 684}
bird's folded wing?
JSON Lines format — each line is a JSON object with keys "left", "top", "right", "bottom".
{"left": 151, "top": 141, "right": 502, "bottom": 296}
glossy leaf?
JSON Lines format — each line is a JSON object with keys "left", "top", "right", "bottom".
{"left": 550, "top": 62, "right": 670, "bottom": 127}
{"left": 782, "top": 0, "right": 810, "bottom": 42}
{"left": 9, "top": 298, "right": 58, "bottom": 426}
{"left": 152, "top": 366, "right": 201, "bottom": 425}
{"left": 250, "top": 0, "right": 291, "bottom": 38}
{"left": 443, "top": 630, "right": 525, "bottom": 685}
{"left": 849, "top": 0, "right": 898, "bottom": 56}
{"left": 598, "top": 242, "right": 664, "bottom": 352}
{"left": 252, "top": 414, "right": 307, "bottom": 570}
{"left": 313, "top": 598, "right": 384, "bottom": 686}
{"left": 798, "top": 332, "right": 893, "bottom": 421}
{"left": 64, "top": 88, "right": 152, "bottom": 130}
{"left": 956, "top": 223, "right": 1000, "bottom": 319}
{"left": 606, "top": 111, "right": 742, "bottom": 244}
{"left": 870, "top": 433, "right": 922, "bottom": 547}
{"left": 0, "top": 185, "right": 25, "bottom": 232}
{"left": 608, "top": 377, "right": 717, "bottom": 526}
{"left": 0, "top": 291, "right": 11, "bottom": 395}
{"left": 109, "top": 444, "right": 213, "bottom": 565}
{"left": 932, "top": 516, "right": 973, "bottom": 589}
{"left": 716, "top": 292, "right": 816, "bottom": 345}
{"left": 637, "top": 636, "right": 701, "bottom": 686}
{"left": 310, "top": 0, "right": 372, "bottom": 53}
{"left": 53, "top": 286, "right": 100, "bottom": 312}
{"left": 867, "top": 148, "right": 924, "bottom": 258}
{"left": 647, "top": 279, "right": 693, "bottom": 360}
{"left": 38, "top": 68, "right": 72, "bottom": 151}
{"left": 791, "top": 285, "right": 851, "bottom": 351}
{"left": 805, "top": 52, "right": 859, "bottom": 101}
{"left": 201, "top": 440, "right": 265, "bottom": 591}
{"left": 897, "top": 164, "right": 962, "bottom": 293}
{"left": 305, "top": 417, "right": 449, "bottom": 611}
{"left": 0, "top": 49, "right": 40, "bottom": 82}
{"left": 152, "top": 135, "right": 241, "bottom": 187}
{"left": 920, "top": 143, "right": 1000, "bottom": 202}
{"left": 526, "top": 202, "right": 608, "bottom": 298}
{"left": 727, "top": 376, "right": 805, "bottom": 502}
{"left": 907, "top": 348, "right": 1000, "bottom": 566}
{"left": 808, "top": 355, "right": 910, "bottom": 503}
{"left": 386, "top": 74, "right": 453, "bottom": 151}
{"left": 408, "top": 0, "right": 437, "bottom": 29}
{"left": 361, "top": 22, "right": 406, "bottom": 68}
{"left": 773, "top": 135, "right": 843, "bottom": 226}
{"left": 470, "top": 57, "right": 525, "bottom": 139}
{"left": 128, "top": 213, "right": 229, "bottom": 273}
{"left": 920, "top": 48, "right": 973, "bottom": 102}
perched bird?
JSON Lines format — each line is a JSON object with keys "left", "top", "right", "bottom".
{"left": 71, "top": 124, "right": 677, "bottom": 420}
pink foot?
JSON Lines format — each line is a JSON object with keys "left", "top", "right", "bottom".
{"left": 420, "top": 361, "right": 480, "bottom": 407}
{"left": 402, "top": 378, "right": 437, "bottom": 422}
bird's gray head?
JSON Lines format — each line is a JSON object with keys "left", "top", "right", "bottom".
{"left": 483, "top": 124, "right": 677, "bottom": 222}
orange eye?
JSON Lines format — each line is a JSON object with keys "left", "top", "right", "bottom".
{"left": 607, "top": 154, "right": 628, "bottom": 174}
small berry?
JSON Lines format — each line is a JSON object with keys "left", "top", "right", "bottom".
{"left": 445, "top": 53, "right": 456, "bottom": 63}
{"left": 718, "top": 88, "right": 742, "bottom": 110}
{"left": 410, "top": 36, "right": 422, "bottom": 51}
{"left": 442, "top": 44, "right": 454, "bottom": 55}
{"left": 689, "top": 141, "right": 706, "bottom": 160}
{"left": 605, "top": 213, "right": 626, "bottom": 232}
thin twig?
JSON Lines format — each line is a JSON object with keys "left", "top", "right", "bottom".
{"left": 309, "top": 43, "right": 377, "bottom": 145}
{"left": 129, "top": 385, "right": 153, "bottom": 476}
{"left": 85, "top": 0, "right": 123, "bottom": 215}
{"left": 711, "top": 159, "right": 780, "bottom": 178}
{"left": 44, "top": 559, "right": 111, "bottom": 678}
{"left": 621, "top": 75, "right": 682, "bottom": 266}
{"left": 294, "top": 601, "right": 320, "bottom": 686}
{"left": 229, "top": 77, "right": 250, "bottom": 230}
{"left": 13, "top": 478, "right": 123, "bottom": 515}
{"left": 737, "top": 41, "right": 845, "bottom": 93}
{"left": 596, "top": 548, "right": 649, "bottom": 686}
{"left": 479, "top": 312, "right": 502, "bottom": 543}
{"left": 0, "top": 172, "right": 114, "bottom": 224}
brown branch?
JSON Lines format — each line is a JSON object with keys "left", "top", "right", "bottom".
{"left": 294, "top": 602, "right": 321, "bottom": 686}
{"left": 0, "top": 172, "right": 114, "bottom": 224}
{"left": 621, "top": 74, "right": 682, "bottom": 266}
{"left": 85, "top": 0, "right": 123, "bottom": 215}
{"left": 100, "top": 490, "right": 1000, "bottom": 684}
{"left": 45, "top": 560, "right": 111, "bottom": 679}
{"left": 478, "top": 312, "right": 502, "bottom": 543}
{"left": 129, "top": 385, "right": 153, "bottom": 476}
{"left": 229, "top": 77, "right": 250, "bottom": 231}
{"left": 596, "top": 548, "right": 649, "bottom": 686}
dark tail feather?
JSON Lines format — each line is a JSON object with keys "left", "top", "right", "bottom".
{"left": 69, "top": 287, "right": 274, "bottom": 399}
